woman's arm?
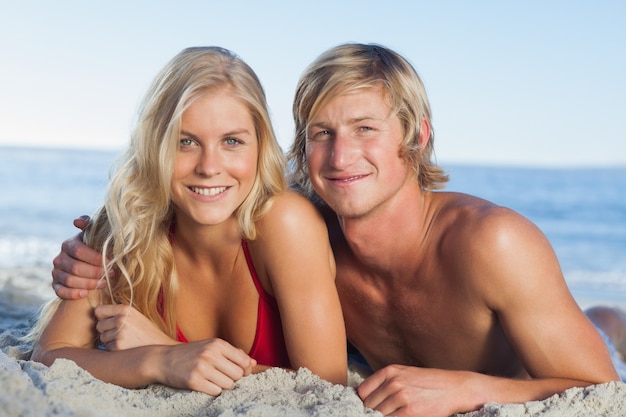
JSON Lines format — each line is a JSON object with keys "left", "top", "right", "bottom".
{"left": 31, "top": 294, "right": 256, "bottom": 396}
{"left": 254, "top": 191, "right": 347, "bottom": 384}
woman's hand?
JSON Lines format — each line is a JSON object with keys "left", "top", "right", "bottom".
{"left": 156, "top": 339, "right": 257, "bottom": 396}
{"left": 95, "top": 304, "right": 176, "bottom": 350}
{"left": 95, "top": 304, "right": 257, "bottom": 395}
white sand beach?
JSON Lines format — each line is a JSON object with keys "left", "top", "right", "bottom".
{"left": 1, "top": 325, "right": 625, "bottom": 417}
{"left": 1, "top": 267, "right": 626, "bottom": 417}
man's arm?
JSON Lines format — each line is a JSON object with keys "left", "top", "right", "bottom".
{"left": 477, "top": 208, "right": 618, "bottom": 384}
{"left": 357, "top": 207, "right": 619, "bottom": 417}
{"left": 52, "top": 216, "right": 106, "bottom": 299}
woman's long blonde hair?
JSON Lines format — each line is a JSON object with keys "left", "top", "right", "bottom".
{"left": 32, "top": 47, "right": 286, "bottom": 341}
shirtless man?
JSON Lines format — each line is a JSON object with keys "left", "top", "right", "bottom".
{"left": 51, "top": 43, "right": 620, "bottom": 416}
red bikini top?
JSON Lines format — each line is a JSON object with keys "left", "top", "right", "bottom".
{"left": 163, "top": 237, "right": 290, "bottom": 368}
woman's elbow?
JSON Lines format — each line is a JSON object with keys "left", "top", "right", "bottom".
{"left": 30, "top": 345, "right": 55, "bottom": 366}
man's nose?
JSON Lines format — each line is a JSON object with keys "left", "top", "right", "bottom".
{"left": 328, "top": 132, "right": 358, "bottom": 169}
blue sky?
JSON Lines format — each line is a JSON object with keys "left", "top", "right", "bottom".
{"left": 1, "top": 1, "right": 624, "bottom": 166}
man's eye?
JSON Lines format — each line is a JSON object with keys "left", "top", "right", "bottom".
{"left": 309, "top": 130, "right": 330, "bottom": 140}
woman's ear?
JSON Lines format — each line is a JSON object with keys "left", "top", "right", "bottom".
{"left": 418, "top": 118, "right": 431, "bottom": 150}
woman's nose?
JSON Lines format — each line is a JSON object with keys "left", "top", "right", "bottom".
{"left": 195, "top": 149, "right": 222, "bottom": 176}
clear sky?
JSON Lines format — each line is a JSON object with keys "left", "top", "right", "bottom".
{"left": 1, "top": 0, "right": 624, "bottom": 166}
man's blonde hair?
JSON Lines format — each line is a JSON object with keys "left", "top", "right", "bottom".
{"left": 289, "top": 43, "right": 448, "bottom": 199}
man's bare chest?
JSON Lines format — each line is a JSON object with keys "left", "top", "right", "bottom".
{"left": 335, "top": 261, "right": 522, "bottom": 374}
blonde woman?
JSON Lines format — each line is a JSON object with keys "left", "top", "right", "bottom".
{"left": 31, "top": 47, "right": 346, "bottom": 395}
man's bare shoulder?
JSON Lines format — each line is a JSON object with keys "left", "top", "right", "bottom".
{"left": 432, "top": 191, "right": 543, "bottom": 272}
{"left": 433, "top": 191, "right": 560, "bottom": 299}
{"left": 432, "top": 191, "right": 531, "bottom": 243}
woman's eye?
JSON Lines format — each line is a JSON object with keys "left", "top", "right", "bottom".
{"left": 179, "top": 138, "right": 194, "bottom": 147}
{"left": 225, "top": 137, "right": 241, "bottom": 146}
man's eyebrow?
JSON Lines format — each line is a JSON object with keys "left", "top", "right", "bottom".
{"left": 349, "top": 115, "right": 381, "bottom": 123}
{"left": 308, "top": 115, "right": 382, "bottom": 128}
{"left": 308, "top": 121, "right": 330, "bottom": 129}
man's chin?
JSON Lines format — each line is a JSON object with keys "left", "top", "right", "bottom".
{"left": 313, "top": 189, "right": 368, "bottom": 218}
{"left": 326, "top": 202, "right": 369, "bottom": 220}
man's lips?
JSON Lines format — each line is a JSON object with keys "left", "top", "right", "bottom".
{"left": 326, "top": 174, "right": 368, "bottom": 182}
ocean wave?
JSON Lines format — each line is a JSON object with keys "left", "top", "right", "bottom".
{"left": 0, "top": 265, "right": 54, "bottom": 303}
{"left": 0, "top": 265, "right": 54, "bottom": 333}
{"left": 0, "top": 236, "right": 59, "bottom": 268}
{"left": 565, "top": 270, "right": 626, "bottom": 289}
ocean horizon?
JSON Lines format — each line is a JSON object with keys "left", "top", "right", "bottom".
{"left": 1, "top": 145, "right": 624, "bottom": 332}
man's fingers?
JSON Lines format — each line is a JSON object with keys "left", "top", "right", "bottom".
{"left": 357, "top": 368, "right": 386, "bottom": 399}
{"left": 51, "top": 283, "right": 88, "bottom": 300}
{"left": 50, "top": 265, "right": 102, "bottom": 299}
{"left": 73, "top": 216, "right": 91, "bottom": 230}
{"left": 52, "top": 267, "right": 103, "bottom": 290}
{"left": 357, "top": 367, "right": 406, "bottom": 414}
{"left": 52, "top": 245, "right": 107, "bottom": 287}
{"left": 64, "top": 236, "right": 106, "bottom": 268}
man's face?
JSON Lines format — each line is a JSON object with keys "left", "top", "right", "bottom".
{"left": 305, "top": 86, "right": 412, "bottom": 219}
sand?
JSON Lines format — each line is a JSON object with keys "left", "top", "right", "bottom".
{"left": 1, "top": 266, "right": 625, "bottom": 416}
{"left": 1, "top": 326, "right": 625, "bottom": 417}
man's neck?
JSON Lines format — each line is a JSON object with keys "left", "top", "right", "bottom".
{"left": 337, "top": 185, "right": 432, "bottom": 273}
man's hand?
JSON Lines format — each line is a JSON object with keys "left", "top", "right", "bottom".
{"left": 357, "top": 365, "right": 484, "bottom": 417}
{"left": 96, "top": 304, "right": 177, "bottom": 350}
{"left": 52, "top": 216, "right": 108, "bottom": 299}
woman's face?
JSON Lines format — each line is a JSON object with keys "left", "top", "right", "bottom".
{"left": 171, "top": 88, "right": 258, "bottom": 228}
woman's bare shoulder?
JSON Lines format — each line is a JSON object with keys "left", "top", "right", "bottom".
{"left": 259, "top": 190, "right": 324, "bottom": 229}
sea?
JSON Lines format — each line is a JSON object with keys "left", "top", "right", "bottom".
{"left": 1, "top": 146, "right": 625, "bottom": 333}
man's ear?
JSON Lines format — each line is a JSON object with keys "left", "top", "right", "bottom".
{"left": 418, "top": 118, "right": 431, "bottom": 149}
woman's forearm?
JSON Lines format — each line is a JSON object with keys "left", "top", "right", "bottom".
{"left": 33, "top": 345, "right": 165, "bottom": 389}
